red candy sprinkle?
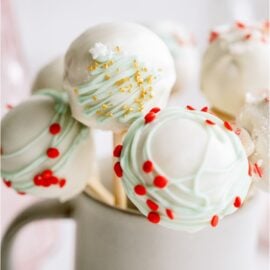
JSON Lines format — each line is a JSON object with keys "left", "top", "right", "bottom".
{"left": 50, "top": 176, "right": 59, "bottom": 184}
{"left": 205, "top": 119, "right": 215, "bottom": 125}
{"left": 49, "top": 123, "right": 61, "bottom": 135}
{"left": 17, "top": 191, "right": 26, "bottom": 195}
{"left": 186, "top": 105, "right": 195, "bottom": 111}
{"left": 147, "top": 212, "right": 161, "bottom": 224}
{"left": 153, "top": 176, "right": 168, "bottom": 189}
{"left": 254, "top": 163, "right": 263, "bottom": 178}
{"left": 144, "top": 112, "right": 156, "bottom": 124}
{"left": 59, "top": 179, "right": 66, "bottom": 188}
{"left": 211, "top": 215, "right": 219, "bottom": 227}
{"left": 146, "top": 199, "right": 159, "bottom": 211}
{"left": 234, "top": 197, "right": 242, "bottom": 208}
{"left": 114, "top": 162, "right": 123, "bottom": 177}
{"left": 236, "top": 21, "right": 246, "bottom": 29}
{"left": 224, "top": 121, "right": 233, "bottom": 131}
{"left": 166, "top": 209, "right": 174, "bottom": 220}
{"left": 209, "top": 31, "right": 219, "bottom": 43}
{"left": 201, "top": 106, "right": 208, "bottom": 112}
{"left": 42, "top": 169, "right": 53, "bottom": 179}
{"left": 33, "top": 175, "right": 43, "bottom": 186}
{"left": 143, "top": 160, "right": 154, "bottom": 173}
{"left": 47, "top": 148, "right": 60, "bottom": 159}
{"left": 150, "top": 107, "right": 161, "bottom": 114}
{"left": 134, "top": 184, "right": 147, "bottom": 196}
{"left": 244, "top": 34, "right": 252, "bottom": 40}
{"left": 113, "top": 145, "right": 123, "bottom": 158}
{"left": 3, "top": 179, "right": 12, "bottom": 188}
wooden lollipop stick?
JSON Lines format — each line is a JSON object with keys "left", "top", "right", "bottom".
{"left": 85, "top": 158, "right": 114, "bottom": 205}
{"left": 113, "top": 132, "right": 127, "bottom": 208}
{"left": 210, "top": 107, "right": 235, "bottom": 122}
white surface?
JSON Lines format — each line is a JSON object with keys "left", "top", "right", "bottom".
{"left": 3, "top": 0, "right": 269, "bottom": 269}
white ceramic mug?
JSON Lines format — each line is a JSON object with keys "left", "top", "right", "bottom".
{"left": 1, "top": 189, "right": 264, "bottom": 270}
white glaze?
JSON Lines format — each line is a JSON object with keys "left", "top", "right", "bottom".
{"left": 201, "top": 21, "right": 270, "bottom": 117}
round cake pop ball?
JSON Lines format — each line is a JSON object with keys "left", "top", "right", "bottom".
{"left": 32, "top": 57, "right": 64, "bottom": 93}
{"left": 201, "top": 20, "right": 270, "bottom": 117}
{"left": 116, "top": 106, "right": 251, "bottom": 232}
{"left": 63, "top": 22, "right": 176, "bottom": 133}
{"left": 237, "top": 92, "right": 269, "bottom": 192}
{"left": 146, "top": 21, "right": 199, "bottom": 92}
{"left": 1, "top": 90, "right": 95, "bottom": 201}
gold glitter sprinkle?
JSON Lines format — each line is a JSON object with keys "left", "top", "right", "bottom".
{"left": 133, "top": 60, "right": 139, "bottom": 68}
{"left": 142, "top": 67, "right": 148, "bottom": 72}
{"left": 92, "top": 95, "right": 98, "bottom": 101}
{"left": 114, "top": 46, "right": 121, "bottom": 53}
{"left": 104, "top": 74, "right": 111, "bottom": 80}
{"left": 146, "top": 75, "right": 153, "bottom": 84}
{"left": 115, "top": 77, "right": 129, "bottom": 86}
{"left": 101, "top": 104, "right": 109, "bottom": 110}
{"left": 106, "top": 112, "right": 114, "bottom": 117}
{"left": 73, "top": 88, "right": 78, "bottom": 94}
{"left": 88, "top": 61, "right": 99, "bottom": 71}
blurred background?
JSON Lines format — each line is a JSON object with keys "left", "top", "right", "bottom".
{"left": 1, "top": 0, "right": 269, "bottom": 269}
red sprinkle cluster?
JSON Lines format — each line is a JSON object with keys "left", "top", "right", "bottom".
{"left": 3, "top": 179, "right": 12, "bottom": 188}
{"left": 33, "top": 169, "right": 66, "bottom": 188}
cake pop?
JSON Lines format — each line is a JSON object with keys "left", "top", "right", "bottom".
{"left": 64, "top": 22, "right": 176, "bottom": 207}
{"left": 115, "top": 106, "right": 252, "bottom": 232}
{"left": 146, "top": 21, "right": 199, "bottom": 93}
{"left": 237, "top": 91, "right": 269, "bottom": 192}
{"left": 201, "top": 20, "right": 270, "bottom": 118}
{"left": 32, "top": 57, "right": 64, "bottom": 92}
{"left": 1, "top": 90, "right": 95, "bottom": 201}
{"left": 63, "top": 22, "right": 176, "bottom": 133}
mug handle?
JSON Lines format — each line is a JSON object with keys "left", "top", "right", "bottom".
{"left": 1, "top": 199, "right": 74, "bottom": 270}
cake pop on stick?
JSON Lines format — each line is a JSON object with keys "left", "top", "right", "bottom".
{"left": 64, "top": 22, "right": 176, "bottom": 208}
{"left": 1, "top": 90, "right": 113, "bottom": 204}
{"left": 116, "top": 106, "right": 252, "bottom": 232}
{"left": 201, "top": 20, "right": 270, "bottom": 119}
{"left": 32, "top": 57, "right": 64, "bottom": 93}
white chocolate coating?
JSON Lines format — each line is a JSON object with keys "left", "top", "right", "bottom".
{"left": 201, "top": 21, "right": 270, "bottom": 117}
{"left": 118, "top": 107, "right": 251, "bottom": 232}
{"left": 237, "top": 92, "right": 269, "bottom": 192}
{"left": 1, "top": 91, "right": 95, "bottom": 201}
{"left": 147, "top": 21, "right": 199, "bottom": 92}
{"left": 32, "top": 57, "right": 64, "bottom": 92}
{"left": 64, "top": 22, "right": 176, "bottom": 133}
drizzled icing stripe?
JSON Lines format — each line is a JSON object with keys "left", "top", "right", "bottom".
{"left": 120, "top": 107, "right": 251, "bottom": 232}
{"left": 73, "top": 47, "right": 162, "bottom": 124}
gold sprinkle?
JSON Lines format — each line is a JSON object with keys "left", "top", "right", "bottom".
{"left": 88, "top": 61, "right": 99, "bottom": 71}
{"left": 106, "top": 112, "right": 114, "bottom": 117}
{"left": 146, "top": 75, "right": 153, "bottom": 84}
{"left": 114, "top": 46, "right": 121, "bottom": 53}
{"left": 104, "top": 74, "right": 111, "bottom": 80}
{"left": 92, "top": 95, "right": 98, "bottom": 101}
{"left": 133, "top": 60, "right": 139, "bottom": 68}
{"left": 115, "top": 77, "right": 129, "bottom": 86}
{"left": 101, "top": 104, "right": 108, "bottom": 110}
{"left": 73, "top": 88, "right": 78, "bottom": 94}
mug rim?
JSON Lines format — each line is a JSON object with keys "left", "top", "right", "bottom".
{"left": 83, "top": 187, "right": 142, "bottom": 217}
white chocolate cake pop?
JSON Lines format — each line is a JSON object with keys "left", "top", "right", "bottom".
{"left": 146, "top": 21, "right": 199, "bottom": 92}
{"left": 32, "top": 57, "right": 64, "bottom": 92}
{"left": 1, "top": 90, "right": 95, "bottom": 201}
{"left": 114, "top": 106, "right": 252, "bottom": 232}
{"left": 64, "top": 22, "right": 176, "bottom": 133}
{"left": 237, "top": 92, "right": 269, "bottom": 192}
{"left": 201, "top": 21, "right": 270, "bottom": 117}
